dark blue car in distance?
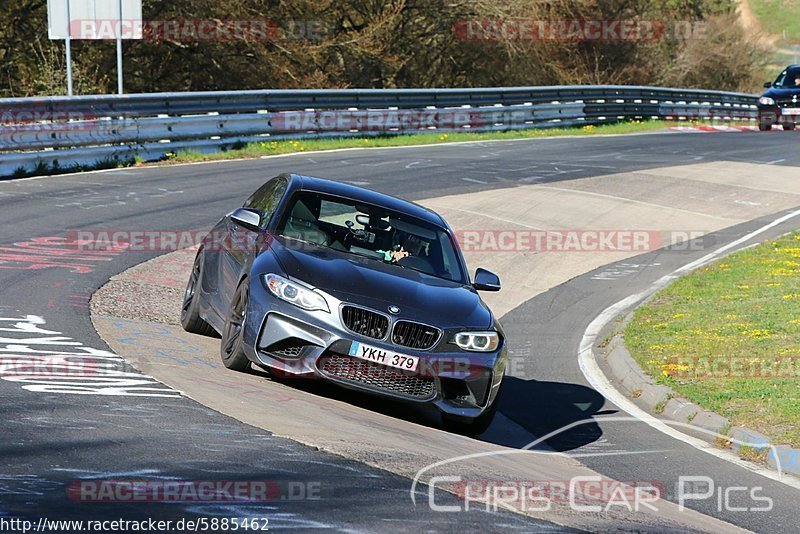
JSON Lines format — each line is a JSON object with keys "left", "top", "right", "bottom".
{"left": 758, "top": 65, "right": 800, "bottom": 131}
{"left": 181, "top": 174, "right": 507, "bottom": 434}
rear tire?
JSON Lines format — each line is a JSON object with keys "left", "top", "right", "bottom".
{"left": 181, "top": 251, "right": 217, "bottom": 337}
{"left": 783, "top": 123, "right": 796, "bottom": 131}
{"left": 220, "top": 279, "right": 252, "bottom": 372}
{"left": 758, "top": 122, "right": 772, "bottom": 131}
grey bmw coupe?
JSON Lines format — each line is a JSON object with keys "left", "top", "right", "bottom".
{"left": 181, "top": 173, "right": 507, "bottom": 434}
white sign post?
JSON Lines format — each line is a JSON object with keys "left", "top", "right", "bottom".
{"left": 47, "top": 0, "right": 143, "bottom": 96}
{"left": 116, "top": 0, "right": 124, "bottom": 95}
{"left": 64, "top": 0, "right": 73, "bottom": 96}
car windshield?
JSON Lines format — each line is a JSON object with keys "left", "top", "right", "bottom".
{"left": 773, "top": 68, "right": 800, "bottom": 88}
{"left": 276, "top": 191, "right": 466, "bottom": 283}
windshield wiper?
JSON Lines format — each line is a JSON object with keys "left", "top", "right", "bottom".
{"left": 386, "top": 260, "right": 430, "bottom": 277}
{"left": 345, "top": 249, "right": 385, "bottom": 263}
{"left": 278, "top": 235, "right": 324, "bottom": 249}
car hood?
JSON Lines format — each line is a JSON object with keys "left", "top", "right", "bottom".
{"left": 763, "top": 87, "right": 800, "bottom": 99}
{"left": 265, "top": 237, "right": 493, "bottom": 329}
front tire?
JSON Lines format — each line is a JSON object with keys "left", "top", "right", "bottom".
{"left": 783, "top": 123, "right": 796, "bottom": 131}
{"left": 181, "top": 251, "right": 216, "bottom": 337}
{"left": 220, "top": 279, "right": 252, "bottom": 372}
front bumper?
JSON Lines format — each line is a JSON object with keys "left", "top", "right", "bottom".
{"left": 758, "top": 105, "right": 800, "bottom": 126}
{"left": 240, "top": 279, "right": 506, "bottom": 419}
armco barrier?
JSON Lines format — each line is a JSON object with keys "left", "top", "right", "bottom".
{"left": 0, "top": 86, "right": 758, "bottom": 178}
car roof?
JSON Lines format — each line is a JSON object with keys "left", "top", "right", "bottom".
{"left": 284, "top": 174, "right": 447, "bottom": 228}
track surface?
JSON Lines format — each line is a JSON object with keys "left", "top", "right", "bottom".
{"left": 1, "top": 131, "right": 800, "bottom": 531}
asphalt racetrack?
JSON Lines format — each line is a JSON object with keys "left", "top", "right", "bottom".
{"left": 1, "top": 130, "right": 800, "bottom": 532}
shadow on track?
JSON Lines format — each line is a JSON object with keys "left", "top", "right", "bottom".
{"left": 494, "top": 377, "right": 610, "bottom": 451}
{"left": 249, "top": 366, "right": 610, "bottom": 453}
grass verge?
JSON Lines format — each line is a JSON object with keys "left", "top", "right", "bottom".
{"left": 748, "top": 0, "right": 800, "bottom": 72}
{"left": 750, "top": 0, "right": 800, "bottom": 45}
{"left": 625, "top": 232, "right": 800, "bottom": 447}
{"left": 156, "top": 120, "right": 668, "bottom": 165}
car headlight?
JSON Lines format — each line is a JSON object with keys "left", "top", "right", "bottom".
{"left": 262, "top": 273, "right": 330, "bottom": 313}
{"left": 759, "top": 96, "right": 775, "bottom": 106}
{"left": 453, "top": 331, "right": 500, "bottom": 352}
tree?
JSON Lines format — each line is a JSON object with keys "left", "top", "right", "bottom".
{"left": 0, "top": 0, "right": 771, "bottom": 97}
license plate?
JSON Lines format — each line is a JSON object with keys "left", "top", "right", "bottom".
{"left": 348, "top": 341, "right": 419, "bottom": 372}
{"left": 783, "top": 108, "right": 800, "bottom": 115}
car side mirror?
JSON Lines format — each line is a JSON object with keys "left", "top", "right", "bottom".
{"left": 473, "top": 268, "right": 501, "bottom": 292}
{"left": 764, "top": 82, "right": 772, "bottom": 88}
{"left": 230, "top": 208, "right": 261, "bottom": 231}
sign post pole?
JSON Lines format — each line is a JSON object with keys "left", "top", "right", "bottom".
{"left": 116, "top": 0, "right": 124, "bottom": 94}
{"left": 64, "top": 0, "right": 73, "bottom": 96}
{"left": 48, "top": 0, "right": 141, "bottom": 95}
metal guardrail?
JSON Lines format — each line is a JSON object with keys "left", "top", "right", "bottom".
{"left": 0, "top": 86, "right": 758, "bottom": 178}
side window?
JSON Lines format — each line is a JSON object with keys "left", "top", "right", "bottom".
{"left": 790, "top": 70, "right": 800, "bottom": 88}
{"left": 243, "top": 178, "right": 287, "bottom": 227}
{"left": 318, "top": 199, "right": 360, "bottom": 227}
{"left": 775, "top": 69, "right": 789, "bottom": 87}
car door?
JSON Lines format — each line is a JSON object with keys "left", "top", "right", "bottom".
{"left": 218, "top": 176, "right": 288, "bottom": 307}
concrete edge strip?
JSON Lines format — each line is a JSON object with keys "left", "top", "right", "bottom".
{"left": 579, "top": 207, "right": 800, "bottom": 488}
{"left": 602, "top": 326, "right": 800, "bottom": 476}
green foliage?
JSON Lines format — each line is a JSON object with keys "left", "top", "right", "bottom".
{"left": 0, "top": 0, "right": 772, "bottom": 96}
{"left": 32, "top": 160, "right": 48, "bottom": 175}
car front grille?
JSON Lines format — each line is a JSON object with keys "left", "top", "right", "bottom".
{"left": 341, "top": 305, "right": 389, "bottom": 340}
{"left": 318, "top": 354, "right": 435, "bottom": 400}
{"left": 391, "top": 320, "right": 441, "bottom": 350}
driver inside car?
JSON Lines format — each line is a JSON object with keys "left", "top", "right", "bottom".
{"left": 389, "top": 234, "right": 425, "bottom": 262}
